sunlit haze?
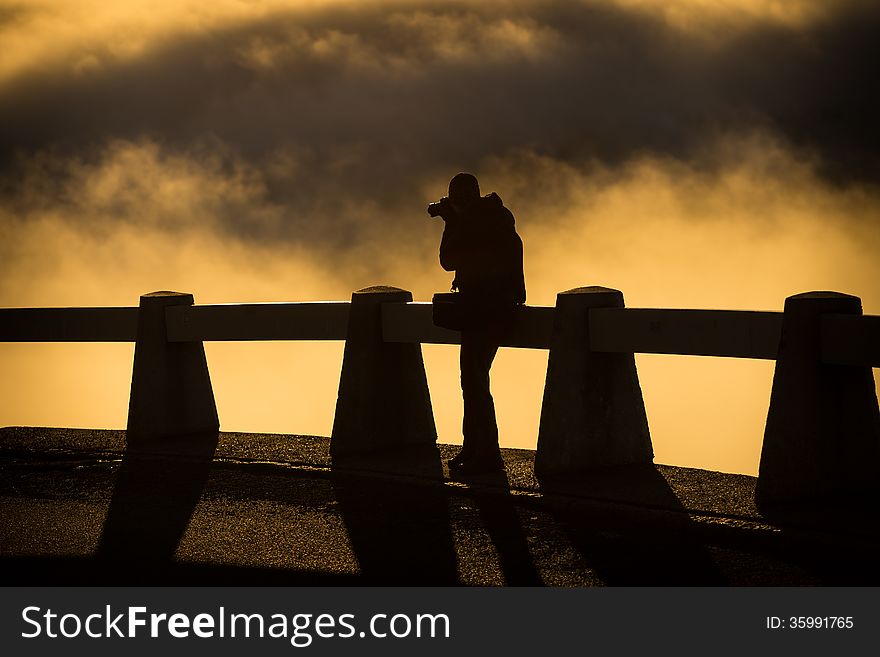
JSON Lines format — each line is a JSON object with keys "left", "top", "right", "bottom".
{"left": 2, "top": 0, "right": 878, "bottom": 475}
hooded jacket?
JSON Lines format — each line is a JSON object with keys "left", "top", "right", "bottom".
{"left": 439, "top": 192, "right": 526, "bottom": 306}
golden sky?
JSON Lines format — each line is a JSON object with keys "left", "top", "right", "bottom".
{"left": 1, "top": 0, "right": 878, "bottom": 475}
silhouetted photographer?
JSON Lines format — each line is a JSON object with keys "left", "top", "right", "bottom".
{"left": 429, "top": 173, "right": 525, "bottom": 473}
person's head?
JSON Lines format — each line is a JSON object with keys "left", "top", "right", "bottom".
{"left": 448, "top": 172, "right": 480, "bottom": 209}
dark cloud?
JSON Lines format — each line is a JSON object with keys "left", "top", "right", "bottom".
{"left": 2, "top": 2, "right": 878, "bottom": 467}
{"left": 0, "top": 0, "right": 878, "bottom": 250}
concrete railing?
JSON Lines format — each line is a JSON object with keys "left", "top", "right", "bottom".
{"left": 1, "top": 285, "right": 878, "bottom": 508}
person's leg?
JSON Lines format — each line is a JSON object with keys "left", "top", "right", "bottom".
{"left": 455, "top": 329, "right": 481, "bottom": 464}
{"left": 456, "top": 325, "right": 502, "bottom": 470}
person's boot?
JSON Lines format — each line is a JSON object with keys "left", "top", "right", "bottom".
{"left": 456, "top": 445, "right": 504, "bottom": 474}
{"left": 448, "top": 445, "right": 471, "bottom": 469}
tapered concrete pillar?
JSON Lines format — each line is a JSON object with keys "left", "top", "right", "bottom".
{"left": 331, "top": 286, "right": 437, "bottom": 459}
{"left": 757, "top": 291, "right": 880, "bottom": 507}
{"left": 536, "top": 286, "right": 653, "bottom": 475}
{"left": 127, "top": 291, "right": 218, "bottom": 445}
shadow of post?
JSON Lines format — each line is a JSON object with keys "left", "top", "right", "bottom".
{"left": 95, "top": 431, "right": 218, "bottom": 574}
{"left": 538, "top": 464, "right": 727, "bottom": 585}
{"left": 757, "top": 494, "right": 880, "bottom": 584}
{"left": 330, "top": 444, "right": 459, "bottom": 585}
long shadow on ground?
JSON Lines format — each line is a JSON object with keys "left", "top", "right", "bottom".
{"left": 450, "top": 468, "right": 543, "bottom": 586}
{"left": 330, "top": 444, "right": 459, "bottom": 585}
{"left": 538, "top": 464, "right": 728, "bottom": 585}
{"left": 758, "top": 495, "right": 880, "bottom": 585}
{"left": 95, "top": 431, "right": 218, "bottom": 575}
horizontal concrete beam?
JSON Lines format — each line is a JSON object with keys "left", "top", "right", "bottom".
{"left": 821, "top": 313, "right": 880, "bottom": 367}
{"left": 165, "top": 302, "right": 351, "bottom": 342}
{"left": 589, "top": 308, "right": 784, "bottom": 360}
{"left": 2, "top": 302, "right": 877, "bottom": 368}
{"left": 381, "top": 302, "right": 459, "bottom": 345}
{"left": 0, "top": 307, "right": 138, "bottom": 342}
{"left": 381, "top": 302, "right": 555, "bottom": 349}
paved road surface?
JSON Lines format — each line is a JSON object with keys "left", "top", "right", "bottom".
{"left": 1, "top": 427, "right": 878, "bottom": 585}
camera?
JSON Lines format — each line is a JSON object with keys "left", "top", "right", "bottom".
{"left": 427, "top": 196, "right": 452, "bottom": 218}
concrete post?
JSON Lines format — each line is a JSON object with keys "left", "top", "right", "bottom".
{"left": 331, "top": 286, "right": 437, "bottom": 459}
{"left": 757, "top": 291, "right": 880, "bottom": 507}
{"left": 536, "top": 286, "right": 653, "bottom": 476}
{"left": 127, "top": 291, "right": 219, "bottom": 445}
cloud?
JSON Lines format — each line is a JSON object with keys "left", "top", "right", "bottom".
{"left": 2, "top": 130, "right": 878, "bottom": 478}
{"left": 1, "top": 0, "right": 879, "bottom": 192}
{"left": 1, "top": 0, "right": 878, "bottom": 295}
{"left": 1, "top": 0, "right": 878, "bottom": 474}
{"left": 0, "top": 1, "right": 876, "bottom": 316}
{"left": 4, "top": 131, "right": 879, "bottom": 307}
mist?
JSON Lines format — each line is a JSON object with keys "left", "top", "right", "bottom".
{"left": 1, "top": 0, "right": 878, "bottom": 475}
